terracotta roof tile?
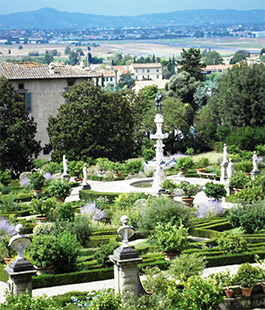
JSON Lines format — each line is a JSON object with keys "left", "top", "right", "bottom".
{"left": 0, "top": 62, "right": 96, "bottom": 80}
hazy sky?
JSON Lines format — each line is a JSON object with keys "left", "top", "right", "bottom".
{"left": 1, "top": 0, "right": 264, "bottom": 15}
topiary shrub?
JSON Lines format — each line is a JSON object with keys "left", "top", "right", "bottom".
{"left": 33, "top": 223, "right": 56, "bottom": 236}
{"left": 204, "top": 182, "right": 227, "bottom": 200}
{"left": 94, "top": 241, "right": 120, "bottom": 267}
{"left": 57, "top": 203, "right": 75, "bottom": 222}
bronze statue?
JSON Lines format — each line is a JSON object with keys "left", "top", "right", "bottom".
{"left": 155, "top": 93, "right": 163, "bottom": 114}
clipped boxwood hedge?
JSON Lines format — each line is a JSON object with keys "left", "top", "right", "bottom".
{"left": 32, "top": 268, "right": 114, "bottom": 289}
{"left": 87, "top": 235, "right": 117, "bottom": 248}
{"left": 79, "top": 190, "right": 120, "bottom": 204}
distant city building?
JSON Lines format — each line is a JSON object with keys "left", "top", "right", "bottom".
{"left": 132, "top": 79, "right": 169, "bottom": 93}
{"left": 98, "top": 70, "right": 117, "bottom": 87}
{"left": 0, "top": 61, "right": 97, "bottom": 158}
{"left": 129, "top": 63, "right": 163, "bottom": 81}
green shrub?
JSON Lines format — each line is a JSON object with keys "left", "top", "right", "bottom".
{"left": 57, "top": 202, "right": 75, "bottom": 222}
{"left": 142, "top": 266, "right": 170, "bottom": 294}
{"left": 235, "top": 160, "right": 253, "bottom": 173}
{"left": 234, "top": 262, "right": 260, "bottom": 288}
{"left": 196, "top": 157, "right": 210, "bottom": 169}
{"left": 113, "top": 192, "right": 149, "bottom": 210}
{"left": 232, "top": 185, "right": 264, "bottom": 203}
{"left": 143, "top": 149, "right": 155, "bottom": 161}
{"left": 176, "top": 156, "right": 193, "bottom": 170}
{"left": 29, "top": 172, "right": 45, "bottom": 190}
{"left": 65, "top": 215, "right": 92, "bottom": 247}
{"left": 111, "top": 207, "right": 142, "bottom": 229}
{"left": 227, "top": 202, "right": 265, "bottom": 233}
{"left": 0, "top": 292, "right": 64, "bottom": 310}
{"left": 33, "top": 223, "right": 56, "bottom": 236}
{"left": 179, "top": 276, "right": 224, "bottom": 309}
{"left": 256, "top": 144, "right": 265, "bottom": 156}
{"left": 0, "top": 170, "right": 11, "bottom": 186}
{"left": 154, "top": 222, "right": 188, "bottom": 252}
{"left": 226, "top": 126, "right": 265, "bottom": 152}
{"left": 67, "top": 160, "right": 84, "bottom": 177}
{"left": 229, "top": 171, "right": 251, "bottom": 188}
{"left": 26, "top": 235, "right": 60, "bottom": 268}
{"left": 54, "top": 230, "right": 80, "bottom": 274}
{"left": 204, "top": 182, "right": 227, "bottom": 200}
{"left": 47, "top": 180, "right": 72, "bottom": 200}
{"left": 124, "top": 159, "right": 143, "bottom": 175}
{"left": 217, "top": 232, "right": 247, "bottom": 254}
{"left": 42, "top": 161, "right": 61, "bottom": 174}
{"left": 79, "top": 190, "right": 119, "bottom": 204}
{"left": 139, "top": 196, "right": 194, "bottom": 236}
{"left": 87, "top": 289, "right": 121, "bottom": 310}
{"left": 33, "top": 158, "right": 47, "bottom": 169}
{"left": 0, "top": 193, "right": 20, "bottom": 212}
{"left": 168, "top": 253, "right": 207, "bottom": 283}
{"left": 94, "top": 240, "right": 120, "bottom": 267}
{"left": 160, "top": 179, "right": 177, "bottom": 194}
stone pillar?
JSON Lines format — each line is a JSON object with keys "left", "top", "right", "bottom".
{"left": 109, "top": 216, "right": 146, "bottom": 296}
{"left": 5, "top": 224, "right": 36, "bottom": 296}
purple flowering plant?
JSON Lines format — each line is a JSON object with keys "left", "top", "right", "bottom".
{"left": 43, "top": 172, "right": 55, "bottom": 182}
{"left": 80, "top": 202, "right": 106, "bottom": 222}
{"left": 19, "top": 177, "right": 30, "bottom": 189}
{"left": 197, "top": 200, "right": 225, "bottom": 218}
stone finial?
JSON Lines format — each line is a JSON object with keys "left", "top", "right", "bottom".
{"left": 117, "top": 215, "right": 135, "bottom": 247}
{"left": 9, "top": 224, "right": 31, "bottom": 259}
{"left": 80, "top": 61, "right": 85, "bottom": 69}
{"left": 49, "top": 62, "right": 55, "bottom": 74}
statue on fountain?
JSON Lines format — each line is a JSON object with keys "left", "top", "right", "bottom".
{"left": 155, "top": 93, "right": 164, "bottom": 114}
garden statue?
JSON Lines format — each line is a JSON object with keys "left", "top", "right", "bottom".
{"left": 82, "top": 163, "right": 91, "bottom": 189}
{"left": 62, "top": 155, "right": 70, "bottom": 180}
{"left": 155, "top": 93, "right": 164, "bottom": 114}
{"left": 220, "top": 143, "right": 228, "bottom": 183}
{"left": 251, "top": 151, "right": 260, "bottom": 179}
{"left": 227, "top": 159, "right": 234, "bottom": 179}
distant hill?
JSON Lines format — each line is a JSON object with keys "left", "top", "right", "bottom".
{"left": 0, "top": 8, "right": 264, "bottom": 30}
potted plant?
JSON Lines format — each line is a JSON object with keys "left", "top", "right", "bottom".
{"left": 111, "top": 162, "right": 123, "bottom": 179}
{"left": 26, "top": 234, "right": 60, "bottom": 275}
{"left": 204, "top": 182, "right": 227, "bottom": 201}
{"left": 47, "top": 179, "right": 72, "bottom": 202}
{"left": 177, "top": 181, "right": 200, "bottom": 206}
{"left": 229, "top": 171, "right": 251, "bottom": 192}
{"left": 160, "top": 179, "right": 177, "bottom": 198}
{"left": 234, "top": 262, "right": 260, "bottom": 297}
{"left": 30, "top": 198, "right": 52, "bottom": 222}
{"left": 196, "top": 157, "right": 210, "bottom": 173}
{"left": 256, "top": 257, "right": 265, "bottom": 292}
{"left": 176, "top": 156, "right": 193, "bottom": 172}
{"left": 29, "top": 172, "right": 45, "bottom": 196}
{"left": 154, "top": 222, "right": 188, "bottom": 261}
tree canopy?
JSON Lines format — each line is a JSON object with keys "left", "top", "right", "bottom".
{"left": 212, "top": 63, "right": 265, "bottom": 129}
{"left": 47, "top": 82, "right": 134, "bottom": 162}
{"left": 177, "top": 48, "right": 206, "bottom": 81}
{"left": 165, "top": 71, "right": 201, "bottom": 112}
{"left": 203, "top": 50, "right": 224, "bottom": 65}
{"left": 0, "top": 77, "right": 41, "bottom": 176}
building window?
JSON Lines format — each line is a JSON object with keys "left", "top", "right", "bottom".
{"left": 142, "top": 69, "right": 144, "bottom": 73}
{"left": 25, "top": 92, "right": 32, "bottom": 112}
{"left": 136, "top": 69, "right": 138, "bottom": 73}
{"left": 105, "top": 77, "right": 108, "bottom": 82}
{"left": 156, "top": 69, "right": 159, "bottom": 72}
{"left": 110, "top": 77, "right": 113, "bottom": 81}
{"left": 18, "top": 83, "right": 24, "bottom": 89}
{"left": 142, "top": 76, "right": 145, "bottom": 79}
{"left": 147, "top": 69, "right": 150, "bottom": 73}
{"left": 43, "top": 146, "right": 50, "bottom": 155}
{"left": 157, "top": 75, "right": 159, "bottom": 79}
{"left": 135, "top": 76, "right": 138, "bottom": 80}
{"left": 67, "top": 80, "right": 76, "bottom": 87}
{"left": 147, "top": 75, "right": 150, "bottom": 79}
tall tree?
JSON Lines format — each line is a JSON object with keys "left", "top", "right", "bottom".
{"left": 212, "top": 63, "right": 265, "bottom": 129}
{"left": 165, "top": 71, "right": 201, "bottom": 112}
{"left": 0, "top": 77, "right": 41, "bottom": 176}
{"left": 47, "top": 82, "right": 134, "bottom": 162}
{"left": 178, "top": 48, "right": 206, "bottom": 81}
{"left": 203, "top": 50, "right": 224, "bottom": 65}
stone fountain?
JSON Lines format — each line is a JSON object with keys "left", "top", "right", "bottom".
{"left": 144, "top": 94, "right": 175, "bottom": 194}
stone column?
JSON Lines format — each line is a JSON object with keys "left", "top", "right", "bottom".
{"left": 5, "top": 224, "right": 36, "bottom": 296}
{"left": 109, "top": 216, "right": 146, "bottom": 296}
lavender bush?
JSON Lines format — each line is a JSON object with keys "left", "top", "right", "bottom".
{"left": 80, "top": 202, "right": 106, "bottom": 222}
{"left": 19, "top": 177, "right": 30, "bottom": 189}
{"left": 197, "top": 200, "right": 225, "bottom": 218}
{"left": 0, "top": 217, "right": 16, "bottom": 258}
{"left": 43, "top": 172, "right": 55, "bottom": 182}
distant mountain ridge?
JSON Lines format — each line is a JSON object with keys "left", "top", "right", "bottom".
{"left": 0, "top": 7, "right": 264, "bottom": 30}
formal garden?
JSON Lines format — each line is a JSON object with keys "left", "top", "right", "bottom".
{"left": 1, "top": 146, "right": 265, "bottom": 309}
